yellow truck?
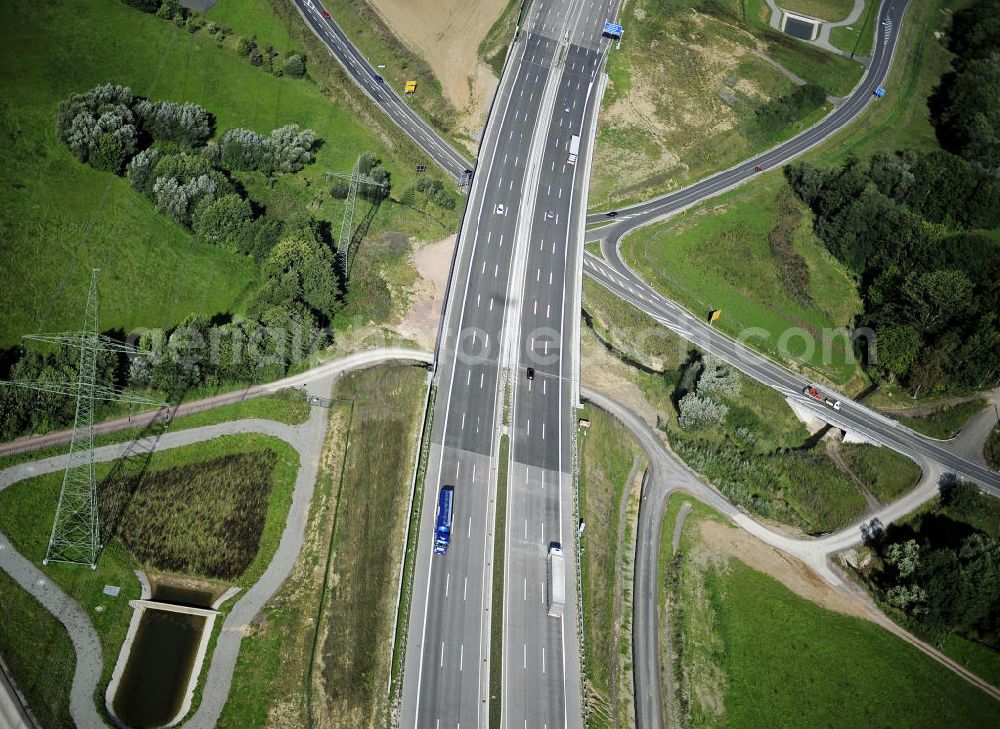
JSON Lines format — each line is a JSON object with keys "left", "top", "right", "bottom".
{"left": 404, "top": 80, "right": 417, "bottom": 94}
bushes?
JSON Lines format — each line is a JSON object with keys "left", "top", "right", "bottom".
{"left": 134, "top": 99, "right": 213, "bottom": 146}
{"left": 748, "top": 83, "right": 827, "bottom": 143}
{"left": 416, "top": 176, "right": 456, "bottom": 209}
{"left": 768, "top": 187, "right": 811, "bottom": 306}
{"left": 56, "top": 83, "right": 139, "bottom": 171}
{"left": 219, "top": 124, "right": 317, "bottom": 173}
{"left": 675, "top": 352, "right": 739, "bottom": 428}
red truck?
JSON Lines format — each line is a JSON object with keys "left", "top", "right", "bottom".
{"left": 803, "top": 385, "right": 842, "bottom": 411}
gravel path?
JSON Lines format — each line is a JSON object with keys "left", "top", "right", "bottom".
{"left": 0, "top": 350, "right": 432, "bottom": 728}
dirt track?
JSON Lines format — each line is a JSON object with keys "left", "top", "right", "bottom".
{"left": 369, "top": 0, "right": 506, "bottom": 134}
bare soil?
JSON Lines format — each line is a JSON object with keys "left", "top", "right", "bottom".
{"left": 391, "top": 234, "right": 456, "bottom": 350}
{"left": 368, "top": 0, "right": 507, "bottom": 139}
{"left": 697, "top": 519, "right": 871, "bottom": 620}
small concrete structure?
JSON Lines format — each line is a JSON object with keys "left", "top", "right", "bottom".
{"left": 106, "top": 573, "right": 240, "bottom": 729}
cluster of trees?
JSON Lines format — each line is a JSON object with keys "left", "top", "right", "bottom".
{"left": 0, "top": 346, "right": 120, "bottom": 441}
{"left": 57, "top": 84, "right": 214, "bottom": 172}
{"left": 237, "top": 36, "right": 308, "bottom": 78}
{"left": 120, "top": 1, "right": 306, "bottom": 78}
{"left": 869, "top": 482, "right": 1000, "bottom": 650}
{"left": 57, "top": 84, "right": 321, "bottom": 267}
{"left": 674, "top": 351, "right": 742, "bottom": 429}
{"left": 748, "top": 83, "right": 827, "bottom": 142}
{"left": 218, "top": 125, "right": 318, "bottom": 174}
{"left": 785, "top": 151, "right": 1000, "bottom": 392}
{"left": 931, "top": 0, "right": 1000, "bottom": 175}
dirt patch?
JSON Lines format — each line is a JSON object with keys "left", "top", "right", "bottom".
{"left": 697, "top": 519, "right": 871, "bottom": 620}
{"left": 368, "top": 0, "right": 506, "bottom": 138}
{"left": 391, "top": 234, "right": 455, "bottom": 350}
{"left": 581, "top": 328, "right": 666, "bottom": 429}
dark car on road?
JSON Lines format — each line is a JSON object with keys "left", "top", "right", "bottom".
{"left": 527, "top": 367, "right": 535, "bottom": 381}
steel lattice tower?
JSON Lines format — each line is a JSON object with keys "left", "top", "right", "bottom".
{"left": 1, "top": 269, "right": 166, "bottom": 568}
{"left": 330, "top": 156, "right": 389, "bottom": 258}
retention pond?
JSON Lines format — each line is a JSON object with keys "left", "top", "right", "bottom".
{"left": 111, "top": 584, "right": 215, "bottom": 728}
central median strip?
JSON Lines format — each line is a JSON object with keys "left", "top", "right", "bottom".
{"left": 489, "top": 430, "right": 510, "bottom": 728}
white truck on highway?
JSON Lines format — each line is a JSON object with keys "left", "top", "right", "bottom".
{"left": 547, "top": 545, "right": 565, "bottom": 618}
{"left": 567, "top": 135, "right": 580, "bottom": 166}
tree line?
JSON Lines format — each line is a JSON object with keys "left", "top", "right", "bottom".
{"left": 785, "top": 150, "right": 999, "bottom": 393}
{"left": 931, "top": 0, "right": 1000, "bottom": 176}
{"left": 864, "top": 482, "right": 1000, "bottom": 654}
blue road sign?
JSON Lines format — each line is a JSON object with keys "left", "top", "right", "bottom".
{"left": 603, "top": 21, "right": 623, "bottom": 37}
{"left": 874, "top": 86, "right": 886, "bottom": 97}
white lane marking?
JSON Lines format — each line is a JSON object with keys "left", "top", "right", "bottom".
{"left": 494, "top": 264, "right": 499, "bottom": 278}
{"left": 523, "top": 644, "right": 527, "bottom": 670}
{"left": 461, "top": 413, "right": 466, "bottom": 430}
{"left": 466, "top": 370, "right": 471, "bottom": 385}
{"left": 460, "top": 643, "right": 464, "bottom": 672}
{"left": 456, "top": 461, "right": 460, "bottom": 478}
{"left": 526, "top": 419, "right": 530, "bottom": 436}
{"left": 445, "top": 573, "right": 450, "bottom": 598}
{"left": 490, "top": 297, "right": 495, "bottom": 311}
{"left": 542, "top": 422, "right": 546, "bottom": 440}
{"left": 472, "top": 463, "right": 476, "bottom": 481}
{"left": 481, "top": 261, "right": 486, "bottom": 274}
{"left": 463, "top": 576, "right": 468, "bottom": 601}
{"left": 549, "top": 271, "right": 553, "bottom": 285}
{"left": 536, "top": 268, "right": 541, "bottom": 281}
{"left": 524, "top": 519, "right": 528, "bottom": 539}
{"left": 533, "top": 300, "right": 538, "bottom": 315}
{"left": 440, "top": 641, "right": 445, "bottom": 667}
{"left": 543, "top": 380, "right": 547, "bottom": 395}
{"left": 476, "top": 294, "right": 481, "bottom": 307}
{"left": 480, "top": 372, "right": 485, "bottom": 389}
{"left": 546, "top": 304, "right": 551, "bottom": 318}
{"left": 523, "top": 577, "right": 527, "bottom": 601}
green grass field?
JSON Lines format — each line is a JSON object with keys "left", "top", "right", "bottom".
{"left": 0, "top": 390, "right": 311, "bottom": 470}
{"left": 896, "top": 399, "right": 988, "bottom": 440}
{"left": 0, "top": 432, "right": 299, "bottom": 724}
{"left": 0, "top": 571, "right": 76, "bottom": 729}
{"left": 0, "top": 0, "right": 457, "bottom": 349}
{"left": 810, "top": 0, "right": 956, "bottom": 163}
{"left": 829, "top": 0, "right": 878, "bottom": 57}
{"left": 578, "top": 404, "right": 645, "bottom": 727}
{"left": 838, "top": 444, "right": 922, "bottom": 502}
{"left": 780, "top": 0, "right": 856, "bottom": 20}
{"left": 666, "top": 497, "right": 1000, "bottom": 728}
{"left": 218, "top": 364, "right": 428, "bottom": 729}
{"left": 620, "top": 178, "right": 866, "bottom": 389}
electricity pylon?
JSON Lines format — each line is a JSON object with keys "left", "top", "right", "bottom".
{"left": 328, "top": 156, "right": 389, "bottom": 258}
{"left": 0, "top": 269, "right": 166, "bottom": 568}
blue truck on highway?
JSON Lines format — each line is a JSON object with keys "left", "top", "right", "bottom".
{"left": 434, "top": 486, "right": 455, "bottom": 555}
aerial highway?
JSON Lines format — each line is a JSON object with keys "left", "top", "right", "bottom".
{"left": 400, "top": 0, "right": 621, "bottom": 725}
{"left": 291, "top": 0, "right": 472, "bottom": 178}
{"left": 584, "top": 0, "right": 911, "bottom": 227}
{"left": 582, "top": 248, "right": 1000, "bottom": 495}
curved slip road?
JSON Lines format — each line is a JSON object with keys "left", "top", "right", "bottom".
{"left": 290, "top": 0, "right": 472, "bottom": 178}
{"left": 584, "top": 0, "right": 909, "bottom": 228}
{"left": 581, "top": 386, "right": 1000, "bottom": 729}
{"left": 0, "top": 349, "right": 432, "bottom": 729}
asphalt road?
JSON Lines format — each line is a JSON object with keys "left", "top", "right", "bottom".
{"left": 583, "top": 247, "right": 1000, "bottom": 495}
{"left": 291, "top": 0, "right": 472, "bottom": 178}
{"left": 584, "top": 0, "right": 911, "bottom": 227}
{"left": 400, "top": 1, "right": 620, "bottom": 726}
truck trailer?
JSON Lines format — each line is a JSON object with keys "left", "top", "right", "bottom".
{"left": 547, "top": 546, "right": 565, "bottom": 618}
{"left": 434, "top": 486, "right": 454, "bottom": 555}
{"left": 567, "top": 135, "right": 580, "bottom": 166}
